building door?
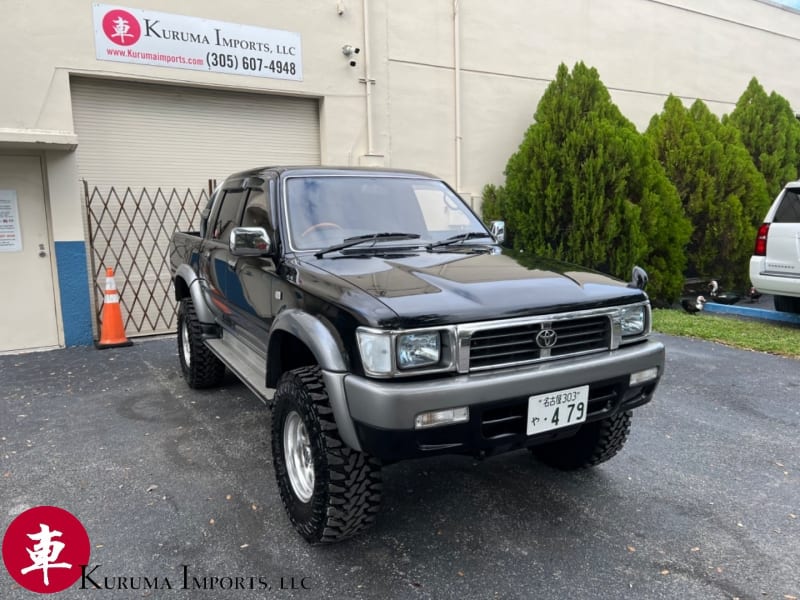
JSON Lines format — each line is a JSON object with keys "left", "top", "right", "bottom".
{"left": 0, "top": 156, "right": 59, "bottom": 352}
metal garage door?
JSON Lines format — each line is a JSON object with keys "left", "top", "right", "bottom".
{"left": 71, "top": 77, "right": 320, "bottom": 337}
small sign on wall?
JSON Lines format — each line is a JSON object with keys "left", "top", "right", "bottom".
{"left": 0, "top": 190, "right": 22, "bottom": 253}
{"left": 92, "top": 4, "right": 303, "bottom": 81}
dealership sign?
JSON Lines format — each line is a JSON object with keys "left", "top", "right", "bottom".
{"left": 92, "top": 4, "right": 303, "bottom": 81}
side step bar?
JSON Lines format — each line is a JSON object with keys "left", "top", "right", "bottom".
{"left": 205, "top": 335, "right": 274, "bottom": 405}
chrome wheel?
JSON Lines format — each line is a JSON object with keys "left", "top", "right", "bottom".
{"left": 284, "top": 411, "right": 314, "bottom": 503}
{"left": 180, "top": 318, "right": 191, "bottom": 367}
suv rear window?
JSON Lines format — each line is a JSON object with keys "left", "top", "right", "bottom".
{"left": 774, "top": 189, "right": 800, "bottom": 223}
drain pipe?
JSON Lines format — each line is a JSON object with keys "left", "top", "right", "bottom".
{"left": 362, "top": 0, "right": 375, "bottom": 156}
{"left": 453, "top": 0, "right": 462, "bottom": 194}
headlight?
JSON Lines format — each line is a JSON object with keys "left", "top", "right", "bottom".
{"left": 356, "top": 330, "right": 392, "bottom": 375}
{"left": 620, "top": 305, "right": 646, "bottom": 336}
{"left": 397, "top": 332, "right": 441, "bottom": 369}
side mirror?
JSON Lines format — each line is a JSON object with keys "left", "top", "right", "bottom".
{"left": 628, "top": 265, "right": 649, "bottom": 290}
{"left": 490, "top": 220, "right": 505, "bottom": 244}
{"left": 230, "top": 227, "right": 271, "bottom": 257}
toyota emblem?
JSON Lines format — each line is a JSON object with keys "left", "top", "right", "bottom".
{"left": 535, "top": 328, "right": 558, "bottom": 349}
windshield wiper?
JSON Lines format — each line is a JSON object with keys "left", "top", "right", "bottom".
{"left": 314, "top": 232, "right": 421, "bottom": 258}
{"left": 426, "top": 231, "right": 494, "bottom": 250}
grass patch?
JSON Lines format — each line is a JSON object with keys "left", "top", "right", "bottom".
{"left": 652, "top": 309, "right": 800, "bottom": 359}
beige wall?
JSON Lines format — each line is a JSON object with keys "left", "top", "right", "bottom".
{"left": 2, "top": 0, "right": 800, "bottom": 228}
{"left": 2, "top": 0, "right": 800, "bottom": 348}
{"left": 384, "top": 0, "right": 800, "bottom": 200}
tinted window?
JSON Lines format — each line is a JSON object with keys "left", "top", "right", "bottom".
{"left": 774, "top": 189, "right": 800, "bottom": 223}
{"left": 211, "top": 190, "right": 245, "bottom": 241}
{"left": 241, "top": 187, "right": 271, "bottom": 230}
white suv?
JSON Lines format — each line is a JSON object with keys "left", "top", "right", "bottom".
{"left": 750, "top": 182, "right": 800, "bottom": 314}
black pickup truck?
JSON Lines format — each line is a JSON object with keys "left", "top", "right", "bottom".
{"left": 169, "top": 166, "right": 664, "bottom": 544}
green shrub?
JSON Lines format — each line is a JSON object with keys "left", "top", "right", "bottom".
{"left": 725, "top": 77, "right": 800, "bottom": 199}
{"left": 480, "top": 183, "right": 505, "bottom": 223}
{"left": 646, "top": 96, "right": 770, "bottom": 289}
{"left": 499, "top": 62, "right": 689, "bottom": 303}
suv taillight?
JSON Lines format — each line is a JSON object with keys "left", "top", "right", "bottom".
{"left": 754, "top": 223, "right": 770, "bottom": 256}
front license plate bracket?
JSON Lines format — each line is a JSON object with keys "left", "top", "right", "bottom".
{"left": 527, "top": 385, "right": 589, "bottom": 436}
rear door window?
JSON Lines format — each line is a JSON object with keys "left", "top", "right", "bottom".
{"left": 774, "top": 189, "right": 800, "bottom": 223}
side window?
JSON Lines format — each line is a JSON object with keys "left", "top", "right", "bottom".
{"left": 200, "top": 189, "right": 219, "bottom": 238}
{"left": 211, "top": 190, "right": 245, "bottom": 241}
{"left": 241, "top": 187, "right": 271, "bottom": 230}
{"left": 774, "top": 189, "right": 800, "bottom": 223}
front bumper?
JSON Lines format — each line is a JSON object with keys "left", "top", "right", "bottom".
{"left": 338, "top": 339, "right": 664, "bottom": 461}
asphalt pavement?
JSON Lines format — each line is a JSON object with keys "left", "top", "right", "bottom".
{"left": 1, "top": 334, "right": 798, "bottom": 599}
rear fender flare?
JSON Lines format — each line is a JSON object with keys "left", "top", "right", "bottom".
{"left": 174, "top": 265, "right": 215, "bottom": 325}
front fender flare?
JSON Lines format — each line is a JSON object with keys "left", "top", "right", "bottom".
{"left": 268, "top": 309, "right": 349, "bottom": 373}
{"left": 268, "top": 310, "right": 361, "bottom": 451}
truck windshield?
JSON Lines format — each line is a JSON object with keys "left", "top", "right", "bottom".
{"left": 284, "top": 175, "right": 487, "bottom": 251}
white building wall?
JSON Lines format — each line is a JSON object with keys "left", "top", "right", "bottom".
{"left": 384, "top": 0, "right": 800, "bottom": 197}
{"left": 1, "top": 0, "right": 800, "bottom": 347}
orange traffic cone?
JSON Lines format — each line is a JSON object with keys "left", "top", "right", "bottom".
{"left": 95, "top": 267, "right": 133, "bottom": 349}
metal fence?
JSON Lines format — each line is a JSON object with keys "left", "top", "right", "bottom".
{"left": 84, "top": 181, "right": 212, "bottom": 338}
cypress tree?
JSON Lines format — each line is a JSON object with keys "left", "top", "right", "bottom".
{"left": 495, "top": 62, "right": 689, "bottom": 302}
{"left": 725, "top": 77, "right": 800, "bottom": 199}
{"left": 480, "top": 183, "right": 505, "bottom": 223}
{"left": 646, "top": 96, "right": 770, "bottom": 289}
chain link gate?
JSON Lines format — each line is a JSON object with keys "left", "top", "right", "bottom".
{"left": 83, "top": 181, "right": 215, "bottom": 338}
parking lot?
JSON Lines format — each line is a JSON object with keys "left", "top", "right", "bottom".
{"left": 1, "top": 334, "right": 798, "bottom": 599}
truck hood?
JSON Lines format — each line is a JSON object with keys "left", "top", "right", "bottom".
{"left": 301, "top": 248, "right": 646, "bottom": 327}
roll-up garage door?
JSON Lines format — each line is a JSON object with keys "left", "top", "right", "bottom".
{"left": 71, "top": 77, "right": 320, "bottom": 337}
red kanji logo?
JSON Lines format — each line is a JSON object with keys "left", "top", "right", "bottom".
{"left": 2, "top": 506, "right": 90, "bottom": 594}
{"left": 102, "top": 9, "right": 141, "bottom": 46}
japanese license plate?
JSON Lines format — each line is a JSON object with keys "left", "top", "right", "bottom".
{"left": 527, "top": 385, "right": 589, "bottom": 436}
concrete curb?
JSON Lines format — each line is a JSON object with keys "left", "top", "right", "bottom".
{"left": 703, "top": 301, "right": 800, "bottom": 325}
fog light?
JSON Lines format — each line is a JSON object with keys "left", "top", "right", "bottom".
{"left": 630, "top": 367, "right": 658, "bottom": 386}
{"left": 414, "top": 407, "right": 469, "bottom": 429}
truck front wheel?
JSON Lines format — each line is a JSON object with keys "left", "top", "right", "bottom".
{"left": 271, "top": 366, "right": 382, "bottom": 544}
{"left": 177, "top": 298, "right": 226, "bottom": 389}
{"left": 531, "top": 410, "right": 632, "bottom": 470}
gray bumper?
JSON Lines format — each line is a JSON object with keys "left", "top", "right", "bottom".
{"left": 342, "top": 340, "right": 664, "bottom": 430}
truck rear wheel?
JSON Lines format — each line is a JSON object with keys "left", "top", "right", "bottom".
{"left": 531, "top": 410, "right": 632, "bottom": 470}
{"left": 177, "top": 298, "right": 226, "bottom": 389}
{"left": 271, "top": 366, "right": 382, "bottom": 544}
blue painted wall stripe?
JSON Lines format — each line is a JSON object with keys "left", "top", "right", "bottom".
{"left": 54, "top": 241, "right": 94, "bottom": 346}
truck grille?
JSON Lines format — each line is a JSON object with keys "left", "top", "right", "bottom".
{"left": 468, "top": 316, "right": 610, "bottom": 371}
